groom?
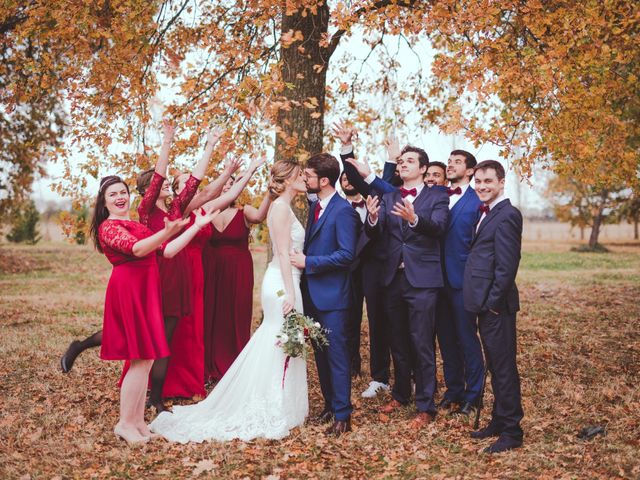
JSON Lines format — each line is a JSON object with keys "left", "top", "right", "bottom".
{"left": 290, "top": 152, "right": 360, "bottom": 436}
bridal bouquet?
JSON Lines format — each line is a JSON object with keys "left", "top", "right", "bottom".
{"left": 276, "top": 291, "right": 329, "bottom": 387}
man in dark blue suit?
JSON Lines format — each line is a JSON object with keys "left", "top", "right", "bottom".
{"left": 365, "top": 146, "right": 449, "bottom": 429}
{"left": 290, "top": 152, "right": 360, "bottom": 436}
{"left": 463, "top": 160, "right": 524, "bottom": 453}
{"left": 436, "top": 150, "right": 485, "bottom": 415}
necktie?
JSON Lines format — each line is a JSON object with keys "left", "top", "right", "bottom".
{"left": 313, "top": 202, "right": 323, "bottom": 222}
{"left": 479, "top": 204, "right": 490, "bottom": 215}
{"left": 447, "top": 186, "right": 462, "bottom": 196}
{"left": 399, "top": 187, "right": 417, "bottom": 198}
{"left": 351, "top": 199, "right": 365, "bottom": 209}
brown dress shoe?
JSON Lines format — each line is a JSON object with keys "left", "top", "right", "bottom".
{"left": 408, "top": 412, "right": 435, "bottom": 430}
{"left": 380, "top": 399, "right": 404, "bottom": 414}
{"left": 325, "top": 418, "right": 351, "bottom": 436}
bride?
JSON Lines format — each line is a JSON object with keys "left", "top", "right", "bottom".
{"left": 150, "top": 160, "right": 309, "bottom": 442}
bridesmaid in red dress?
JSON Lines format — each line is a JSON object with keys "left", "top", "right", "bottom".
{"left": 89, "top": 175, "right": 217, "bottom": 444}
{"left": 203, "top": 175, "right": 271, "bottom": 382}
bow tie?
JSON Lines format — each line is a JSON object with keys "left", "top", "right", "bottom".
{"left": 351, "top": 199, "right": 365, "bottom": 209}
{"left": 479, "top": 205, "right": 490, "bottom": 214}
{"left": 447, "top": 186, "right": 462, "bottom": 196}
{"left": 400, "top": 187, "right": 417, "bottom": 198}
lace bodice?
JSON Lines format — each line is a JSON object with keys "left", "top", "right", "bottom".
{"left": 98, "top": 219, "right": 155, "bottom": 265}
{"left": 138, "top": 172, "right": 201, "bottom": 232}
{"left": 266, "top": 199, "right": 304, "bottom": 271}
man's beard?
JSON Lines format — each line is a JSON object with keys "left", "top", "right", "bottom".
{"left": 342, "top": 186, "right": 358, "bottom": 196}
{"left": 306, "top": 184, "right": 320, "bottom": 194}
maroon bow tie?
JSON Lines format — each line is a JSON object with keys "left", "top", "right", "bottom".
{"left": 400, "top": 187, "right": 417, "bottom": 198}
{"left": 479, "top": 205, "right": 490, "bottom": 214}
{"left": 351, "top": 199, "right": 365, "bottom": 209}
{"left": 447, "top": 186, "right": 462, "bottom": 196}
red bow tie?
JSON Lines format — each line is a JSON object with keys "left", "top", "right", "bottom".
{"left": 479, "top": 205, "right": 490, "bottom": 214}
{"left": 351, "top": 199, "right": 365, "bottom": 209}
{"left": 400, "top": 187, "right": 417, "bottom": 198}
{"left": 447, "top": 186, "right": 462, "bottom": 196}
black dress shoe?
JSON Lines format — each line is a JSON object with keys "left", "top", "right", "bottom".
{"left": 471, "top": 422, "right": 502, "bottom": 439}
{"left": 452, "top": 401, "right": 477, "bottom": 416}
{"left": 325, "top": 418, "right": 351, "bottom": 436}
{"left": 437, "top": 398, "right": 459, "bottom": 409}
{"left": 483, "top": 434, "right": 523, "bottom": 453}
{"left": 313, "top": 408, "right": 334, "bottom": 424}
{"left": 60, "top": 340, "right": 81, "bottom": 373}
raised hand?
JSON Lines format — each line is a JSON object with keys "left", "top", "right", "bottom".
{"left": 366, "top": 195, "right": 380, "bottom": 223}
{"left": 162, "top": 119, "right": 177, "bottom": 141}
{"left": 224, "top": 157, "right": 243, "bottom": 175}
{"left": 391, "top": 198, "right": 417, "bottom": 223}
{"left": 384, "top": 135, "right": 401, "bottom": 162}
{"left": 331, "top": 121, "right": 357, "bottom": 146}
{"left": 345, "top": 157, "right": 372, "bottom": 179}
{"left": 194, "top": 208, "right": 220, "bottom": 227}
{"left": 206, "top": 126, "right": 225, "bottom": 146}
{"left": 249, "top": 154, "right": 267, "bottom": 171}
{"left": 163, "top": 217, "right": 189, "bottom": 237}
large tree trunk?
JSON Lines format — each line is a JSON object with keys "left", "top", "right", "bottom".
{"left": 634, "top": 215, "right": 638, "bottom": 240}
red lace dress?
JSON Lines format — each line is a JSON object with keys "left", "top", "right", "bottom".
{"left": 138, "top": 171, "right": 201, "bottom": 318}
{"left": 162, "top": 211, "right": 211, "bottom": 398}
{"left": 98, "top": 219, "right": 169, "bottom": 360}
{"left": 203, "top": 208, "right": 254, "bottom": 381}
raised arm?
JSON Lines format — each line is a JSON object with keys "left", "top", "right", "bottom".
{"left": 270, "top": 202, "right": 296, "bottom": 315}
{"left": 201, "top": 155, "right": 266, "bottom": 213}
{"left": 184, "top": 157, "right": 243, "bottom": 216}
{"left": 191, "top": 127, "right": 224, "bottom": 181}
{"left": 243, "top": 193, "right": 272, "bottom": 224}
{"left": 156, "top": 120, "right": 176, "bottom": 176}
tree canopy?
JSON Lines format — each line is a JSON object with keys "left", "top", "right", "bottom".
{"left": 1, "top": 0, "right": 638, "bottom": 208}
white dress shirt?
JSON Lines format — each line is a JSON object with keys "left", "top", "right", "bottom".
{"left": 449, "top": 183, "right": 470, "bottom": 210}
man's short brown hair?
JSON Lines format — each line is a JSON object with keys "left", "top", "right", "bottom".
{"left": 306, "top": 153, "right": 340, "bottom": 186}
{"left": 474, "top": 160, "right": 505, "bottom": 180}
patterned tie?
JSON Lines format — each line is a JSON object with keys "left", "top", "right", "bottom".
{"left": 479, "top": 204, "right": 490, "bottom": 214}
{"left": 447, "top": 186, "right": 462, "bottom": 196}
{"left": 313, "top": 202, "right": 323, "bottom": 222}
{"left": 351, "top": 199, "right": 365, "bottom": 209}
{"left": 399, "top": 187, "right": 417, "bottom": 198}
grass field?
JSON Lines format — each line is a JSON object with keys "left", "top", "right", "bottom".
{"left": 1, "top": 240, "right": 639, "bottom": 479}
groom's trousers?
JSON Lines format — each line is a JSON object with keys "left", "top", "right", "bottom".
{"left": 305, "top": 301, "right": 353, "bottom": 422}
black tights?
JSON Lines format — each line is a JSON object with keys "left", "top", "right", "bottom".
{"left": 61, "top": 330, "right": 103, "bottom": 372}
{"left": 148, "top": 316, "right": 179, "bottom": 409}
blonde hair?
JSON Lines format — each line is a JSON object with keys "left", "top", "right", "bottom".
{"left": 268, "top": 160, "right": 299, "bottom": 200}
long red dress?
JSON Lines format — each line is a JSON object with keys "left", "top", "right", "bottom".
{"left": 98, "top": 219, "right": 169, "bottom": 361}
{"left": 162, "top": 212, "right": 211, "bottom": 398}
{"left": 138, "top": 172, "right": 201, "bottom": 318}
{"left": 203, "top": 209, "right": 254, "bottom": 381}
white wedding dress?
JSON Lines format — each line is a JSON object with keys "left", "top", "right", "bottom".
{"left": 150, "top": 200, "right": 308, "bottom": 442}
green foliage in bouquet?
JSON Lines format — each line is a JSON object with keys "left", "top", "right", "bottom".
{"left": 276, "top": 291, "right": 329, "bottom": 359}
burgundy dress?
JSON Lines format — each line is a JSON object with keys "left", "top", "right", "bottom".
{"left": 138, "top": 172, "right": 200, "bottom": 318}
{"left": 203, "top": 209, "right": 254, "bottom": 381}
{"left": 98, "top": 219, "right": 169, "bottom": 361}
{"left": 162, "top": 212, "right": 211, "bottom": 398}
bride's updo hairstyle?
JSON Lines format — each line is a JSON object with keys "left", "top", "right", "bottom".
{"left": 268, "top": 160, "right": 299, "bottom": 200}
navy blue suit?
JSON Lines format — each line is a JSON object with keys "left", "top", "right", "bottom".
{"left": 340, "top": 150, "right": 395, "bottom": 382}
{"left": 302, "top": 193, "right": 360, "bottom": 421}
{"left": 463, "top": 198, "right": 523, "bottom": 439}
{"left": 366, "top": 186, "right": 449, "bottom": 414}
{"left": 437, "top": 187, "right": 485, "bottom": 405}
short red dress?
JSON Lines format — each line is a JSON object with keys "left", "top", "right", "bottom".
{"left": 98, "top": 219, "right": 169, "bottom": 361}
{"left": 162, "top": 212, "right": 211, "bottom": 398}
{"left": 203, "top": 209, "right": 254, "bottom": 381}
{"left": 138, "top": 172, "right": 201, "bottom": 318}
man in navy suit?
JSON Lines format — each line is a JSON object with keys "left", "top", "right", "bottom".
{"left": 290, "top": 152, "right": 360, "bottom": 436}
{"left": 365, "top": 146, "right": 449, "bottom": 429}
{"left": 463, "top": 160, "right": 524, "bottom": 453}
{"left": 437, "top": 150, "right": 485, "bottom": 415}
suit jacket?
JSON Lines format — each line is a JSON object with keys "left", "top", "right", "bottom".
{"left": 303, "top": 193, "right": 360, "bottom": 311}
{"left": 443, "top": 187, "right": 482, "bottom": 289}
{"left": 339, "top": 150, "right": 395, "bottom": 267}
{"left": 365, "top": 185, "right": 449, "bottom": 288}
{"left": 463, "top": 199, "right": 522, "bottom": 314}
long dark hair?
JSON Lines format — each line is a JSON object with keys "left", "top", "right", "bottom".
{"left": 90, "top": 175, "right": 129, "bottom": 253}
